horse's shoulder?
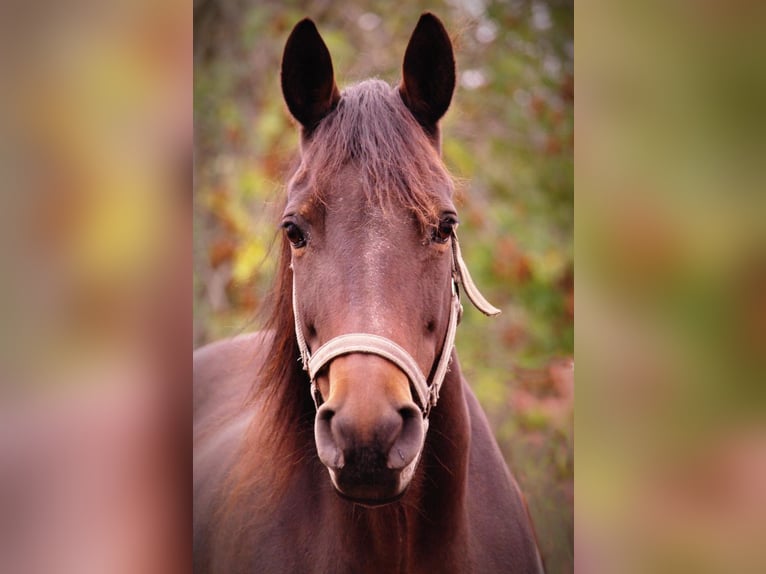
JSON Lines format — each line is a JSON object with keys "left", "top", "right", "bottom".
{"left": 194, "top": 330, "right": 270, "bottom": 381}
{"left": 194, "top": 332, "right": 276, "bottom": 574}
{"left": 463, "top": 381, "right": 545, "bottom": 573}
{"left": 193, "top": 331, "right": 270, "bottom": 499}
{"left": 193, "top": 331, "right": 272, "bottom": 419}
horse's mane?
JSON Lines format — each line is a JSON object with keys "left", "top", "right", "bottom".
{"left": 223, "top": 79, "right": 454, "bottom": 518}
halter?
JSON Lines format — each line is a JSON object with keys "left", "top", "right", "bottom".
{"left": 291, "top": 232, "right": 500, "bottom": 424}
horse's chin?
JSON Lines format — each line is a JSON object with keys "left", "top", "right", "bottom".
{"left": 334, "top": 486, "right": 408, "bottom": 508}
{"left": 326, "top": 468, "right": 412, "bottom": 507}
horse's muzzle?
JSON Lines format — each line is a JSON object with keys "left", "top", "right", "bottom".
{"left": 313, "top": 354, "right": 426, "bottom": 503}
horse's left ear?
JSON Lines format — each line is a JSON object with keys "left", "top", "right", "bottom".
{"left": 399, "top": 13, "right": 456, "bottom": 133}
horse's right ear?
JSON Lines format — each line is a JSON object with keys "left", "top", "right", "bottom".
{"left": 281, "top": 19, "right": 340, "bottom": 132}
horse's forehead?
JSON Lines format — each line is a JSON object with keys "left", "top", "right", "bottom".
{"left": 288, "top": 164, "right": 415, "bottom": 220}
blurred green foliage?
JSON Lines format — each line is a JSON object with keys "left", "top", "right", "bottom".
{"left": 194, "top": 0, "right": 572, "bottom": 570}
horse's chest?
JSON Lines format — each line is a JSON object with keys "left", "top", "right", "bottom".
{"left": 268, "top": 499, "right": 470, "bottom": 574}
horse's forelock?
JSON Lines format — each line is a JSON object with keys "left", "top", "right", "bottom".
{"left": 298, "top": 79, "right": 453, "bottom": 232}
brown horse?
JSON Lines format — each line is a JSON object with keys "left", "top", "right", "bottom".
{"left": 194, "top": 14, "right": 544, "bottom": 573}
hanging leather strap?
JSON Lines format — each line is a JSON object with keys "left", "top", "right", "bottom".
{"left": 452, "top": 234, "right": 501, "bottom": 317}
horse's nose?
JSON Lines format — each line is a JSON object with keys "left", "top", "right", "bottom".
{"left": 313, "top": 355, "right": 425, "bottom": 474}
{"left": 315, "top": 402, "right": 424, "bottom": 471}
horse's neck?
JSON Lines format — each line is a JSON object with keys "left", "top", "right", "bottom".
{"left": 411, "top": 359, "right": 472, "bottom": 535}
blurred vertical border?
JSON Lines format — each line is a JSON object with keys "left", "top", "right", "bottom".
{"left": 0, "top": 0, "right": 190, "bottom": 572}
{"left": 577, "top": 0, "right": 766, "bottom": 572}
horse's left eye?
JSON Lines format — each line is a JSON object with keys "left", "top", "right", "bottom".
{"left": 432, "top": 217, "right": 457, "bottom": 244}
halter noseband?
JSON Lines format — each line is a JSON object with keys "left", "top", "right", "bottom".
{"left": 291, "top": 232, "right": 500, "bottom": 424}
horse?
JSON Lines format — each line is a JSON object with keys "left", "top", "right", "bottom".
{"left": 194, "top": 13, "right": 545, "bottom": 573}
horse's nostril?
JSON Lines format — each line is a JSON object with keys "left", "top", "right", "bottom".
{"left": 317, "top": 406, "right": 335, "bottom": 422}
{"left": 387, "top": 406, "right": 425, "bottom": 470}
{"left": 315, "top": 406, "right": 344, "bottom": 470}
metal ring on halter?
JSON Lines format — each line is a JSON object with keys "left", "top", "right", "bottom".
{"left": 290, "top": 232, "right": 500, "bottom": 421}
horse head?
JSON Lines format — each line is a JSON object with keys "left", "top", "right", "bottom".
{"left": 280, "top": 14, "right": 481, "bottom": 505}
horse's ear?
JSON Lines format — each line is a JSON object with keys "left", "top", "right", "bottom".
{"left": 399, "top": 13, "right": 456, "bottom": 132}
{"left": 281, "top": 19, "right": 340, "bottom": 131}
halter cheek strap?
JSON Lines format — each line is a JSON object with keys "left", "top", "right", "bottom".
{"left": 291, "top": 232, "right": 499, "bottom": 421}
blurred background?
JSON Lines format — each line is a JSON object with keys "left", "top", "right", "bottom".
{"left": 194, "top": 0, "right": 574, "bottom": 571}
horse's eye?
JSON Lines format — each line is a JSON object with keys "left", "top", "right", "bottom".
{"left": 282, "top": 221, "right": 307, "bottom": 248}
{"left": 432, "top": 217, "right": 457, "bottom": 244}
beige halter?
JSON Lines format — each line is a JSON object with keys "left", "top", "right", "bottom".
{"left": 291, "top": 232, "right": 500, "bottom": 423}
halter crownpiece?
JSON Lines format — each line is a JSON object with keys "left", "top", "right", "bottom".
{"left": 291, "top": 232, "right": 500, "bottom": 421}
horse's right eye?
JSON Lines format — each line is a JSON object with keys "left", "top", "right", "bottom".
{"left": 282, "top": 222, "right": 307, "bottom": 248}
